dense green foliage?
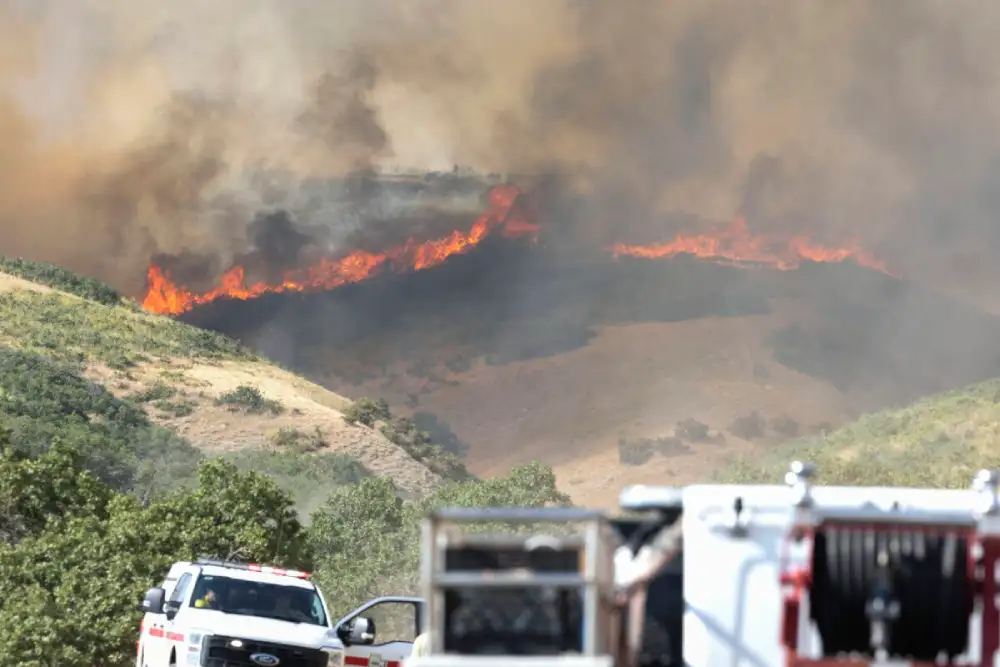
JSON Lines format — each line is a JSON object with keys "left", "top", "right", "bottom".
{"left": 0, "top": 256, "right": 124, "bottom": 306}
{"left": 0, "top": 446, "right": 309, "bottom": 667}
{"left": 344, "top": 397, "right": 474, "bottom": 481}
{"left": 719, "top": 378, "right": 1000, "bottom": 487}
{"left": 0, "top": 346, "right": 202, "bottom": 497}
{"left": 0, "top": 431, "right": 566, "bottom": 667}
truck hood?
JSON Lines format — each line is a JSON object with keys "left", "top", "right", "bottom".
{"left": 184, "top": 609, "right": 341, "bottom": 649}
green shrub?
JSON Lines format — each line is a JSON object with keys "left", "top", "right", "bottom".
{"left": 342, "top": 397, "right": 390, "bottom": 427}
{"left": 215, "top": 385, "right": 283, "bottom": 415}
{"left": 618, "top": 436, "right": 653, "bottom": 465}
{"left": 380, "top": 416, "right": 474, "bottom": 481}
{"left": 129, "top": 382, "right": 177, "bottom": 403}
{"left": 268, "top": 426, "right": 327, "bottom": 454}
{"left": 729, "top": 411, "right": 766, "bottom": 440}
{"left": 343, "top": 398, "right": 473, "bottom": 481}
{"left": 152, "top": 399, "right": 196, "bottom": 418}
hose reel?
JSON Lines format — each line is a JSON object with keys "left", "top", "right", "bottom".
{"left": 810, "top": 526, "right": 971, "bottom": 661}
{"left": 780, "top": 463, "right": 1000, "bottom": 667}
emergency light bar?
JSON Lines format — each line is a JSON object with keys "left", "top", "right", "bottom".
{"left": 195, "top": 557, "right": 311, "bottom": 579}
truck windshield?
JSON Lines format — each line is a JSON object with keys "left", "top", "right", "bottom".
{"left": 188, "top": 574, "right": 328, "bottom": 626}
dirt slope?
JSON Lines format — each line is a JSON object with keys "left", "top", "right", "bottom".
{"left": 171, "top": 252, "right": 1000, "bottom": 510}
{"left": 333, "top": 302, "right": 851, "bottom": 508}
{"left": 245, "top": 257, "right": 1000, "bottom": 510}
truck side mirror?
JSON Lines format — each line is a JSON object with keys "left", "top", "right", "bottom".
{"left": 142, "top": 587, "right": 166, "bottom": 615}
{"left": 338, "top": 616, "right": 376, "bottom": 646}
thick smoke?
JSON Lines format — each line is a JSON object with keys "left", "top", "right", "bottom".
{"left": 2, "top": 1, "right": 1000, "bottom": 300}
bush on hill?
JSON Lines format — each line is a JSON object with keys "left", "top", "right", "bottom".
{"left": 267, "top": 425, "right": 328, "bottom": 453}
{"left": 216, "top": 384, "right": 284, "bottom": 415}
{"left": 344, "top": 397, "right": 474, "bottom": 481}
{"left": 342, "top": 397, "right": 391, "bottom": 426}
{"left": 380, "top": 415, "right": 475, "bottom": 481}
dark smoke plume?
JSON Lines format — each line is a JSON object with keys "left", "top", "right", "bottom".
{"left": 2, "top": 1, "right": 1000, "bottom": 303}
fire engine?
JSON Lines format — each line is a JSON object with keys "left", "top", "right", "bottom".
{"left": 407, "top": 461, "right": 1000, "bottom": 667}
{"left": 137, "top": 557, "right": 424, "bottom": 667}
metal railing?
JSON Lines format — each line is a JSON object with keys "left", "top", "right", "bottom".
{"left": 420, "top": 507, "right": 619, "bottom": 657}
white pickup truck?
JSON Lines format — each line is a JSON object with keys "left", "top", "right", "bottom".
{"left": 137, "top": 557, "right": 424, "bottom": 667}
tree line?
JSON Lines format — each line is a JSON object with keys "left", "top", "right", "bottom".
{"left": 0, "top": 428, "right": 568, "bottom": 667}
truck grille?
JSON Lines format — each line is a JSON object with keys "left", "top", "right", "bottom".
{"left": 203, "top": 635, "right": 328, "bottom": 667}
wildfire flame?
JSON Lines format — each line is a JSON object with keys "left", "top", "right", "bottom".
{"left": 141, "top": 184, "right": 890, "bottom": 316}
{"left": 142, "top": 184, "right": 537, "bottom": 315}
{"left": 609, "top": 217, "right": 889, "bottom": 273}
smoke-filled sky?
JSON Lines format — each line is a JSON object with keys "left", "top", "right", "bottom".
{"left": 3, "top": 0, "right": 1000, "bottom": 300}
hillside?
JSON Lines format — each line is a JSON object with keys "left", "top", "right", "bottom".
{"left": 185, "top": 247, "right": 1000, "bottom": 509}
{"left": 4, "top": 256, "right": 1000, "bottom": 666}
{"left": 718, "top": 377, "right": 1000, "bottom": 488}
{"left": 0, "top": 257, "right": 570, "bottom": 667}
{"left": 0, "top": 257, "right": 455, "bottom": 510}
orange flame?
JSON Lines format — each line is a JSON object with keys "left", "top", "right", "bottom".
{"left": 142, "top": 184, "right": 537, "bottom": 315}
{"left": 141, "top": 186, "right": 891, "bottom": 316}
{"left": 609, "top": 217, "right": 890, "bottom": 274}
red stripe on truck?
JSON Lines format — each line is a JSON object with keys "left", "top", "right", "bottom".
{"left": 344, "top": 657, "right": 401, "bottom": 666}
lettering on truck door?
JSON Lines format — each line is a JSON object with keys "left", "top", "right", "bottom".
{"left": 342, "top": 598, "right": 421, "bottom": 666}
